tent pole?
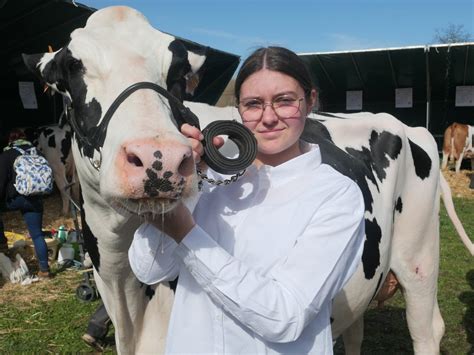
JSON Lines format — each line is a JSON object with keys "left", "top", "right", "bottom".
{"left": 425, "top": 46, "right": 431, "bottom": 130}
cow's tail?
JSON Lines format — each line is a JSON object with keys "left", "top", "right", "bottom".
{"left": 439, "top": 173, "right": 474, "bottom": 256}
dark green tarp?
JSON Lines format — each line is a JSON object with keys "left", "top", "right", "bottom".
{"left": 0, "top": 0, "right": 239, "bottom": 140}
{"left": 300, "top": 43, "right": 474, "bottom": 149}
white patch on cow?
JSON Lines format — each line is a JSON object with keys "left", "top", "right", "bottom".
{"left": 185, "top": 52, "right": 206, "bottom": 95}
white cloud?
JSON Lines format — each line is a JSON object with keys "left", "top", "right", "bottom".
{"left": 326, "top": 33, "right": 390, "bottom": 51}
{"left": 191, "top": 27, "right": 266, "bottom": 45}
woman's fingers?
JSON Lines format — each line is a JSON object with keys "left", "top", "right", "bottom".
{"left": 181, "top": 124, "right": 226, "bottom": 164}
{"left": 181, "top": 124, "right": 204, "bottom": 163}
{"left": 213, "top": 136, "right": 225, "bottom": 149}
{"left": 181, "top": 123, "right": 203, "bottom": 141}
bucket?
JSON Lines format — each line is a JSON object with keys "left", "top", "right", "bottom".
{"left": 58, "top": 244, "right": 75, "bottom": 264}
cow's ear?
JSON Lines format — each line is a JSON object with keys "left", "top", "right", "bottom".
{"left": 166, "top": 39, "right": 207, "bottom": 101}
{"left": 183, "top": 50, "right": 206, "bottom": 97}
{"left": 22, "top": 51, "right": 64, "bottom": 93}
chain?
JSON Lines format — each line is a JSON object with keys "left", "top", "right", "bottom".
{"left": 197, "top": 169, "right": 246, "bottom": 189}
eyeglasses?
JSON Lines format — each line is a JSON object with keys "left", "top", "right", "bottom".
{"left": 238, "top": 96, "right": 304, "bottom": 122}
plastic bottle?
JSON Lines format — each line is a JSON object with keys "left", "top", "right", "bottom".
{"left": 57, "top": 225, "right": 68, "bottom": 243}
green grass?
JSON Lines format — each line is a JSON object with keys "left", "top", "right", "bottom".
{"left": 0, "top": 199, "right": 472, "bottom": 353}
{"left": 0, "top": 270, "right": 104, "bottom": 353}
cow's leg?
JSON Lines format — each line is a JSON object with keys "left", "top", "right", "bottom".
{"left": 454, "top": 151, "right": 464, "bottom": 174}
{"left": 70, "top": 167, "right": 81, "bottom": 206}
{"left": 52, "top": 170, "right": 70, "bottom": 216}
{"left": 432, "top": 297, "right": 445, "bottom": 347}
{"left": 440, "top": 152, "right": 448, "bottom": 170}
{"left": 392, "top": 225, "right": 444, "bottom": 353}
{"left": 341, "top": 316, "right": 364, "bottom": 355}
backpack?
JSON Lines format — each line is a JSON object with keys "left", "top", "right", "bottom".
{"left": 12, "top": 146, "right": 54, "bottom": 196}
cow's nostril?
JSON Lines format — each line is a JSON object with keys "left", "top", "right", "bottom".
{"left": 178, "top": 154, "right": 194, "bottom": 177}
{"left": 127, "top": 153, "right": 143, "bottom": 167}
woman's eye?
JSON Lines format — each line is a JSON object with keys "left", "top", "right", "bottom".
{"left": 275, "top": 97, "right": 296, "bottom": 106}
{"left": 244, "top": 100, "right": 262, "bottom": 108}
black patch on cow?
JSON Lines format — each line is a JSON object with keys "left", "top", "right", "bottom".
{"left": 43, "top": 128, "right": 54, "bottom": 137}
{"left": 167, "top": 40, "right": 191, "bottom": 101}
{"left": 152, "top": 161, "right": 163, "bottom": 171}
{"left": 154, "top": 150, "right": 163, "bottom": 159}
{"left": 145, "top": 285, "right": 155, "bottom": 300}
{"left": 302, "top": 120, "right": 402, "bottom": 280}
{"left": 346, "top": 131, "right": 402, "bottom": 183}
{"left": 47, "top": 135, "right": 56, "bottom": 148}
{"left": 408, "top": 139, "right": 432, "bottom": 180}
{"left": 81, "top": 205, "right": 101, "bottom": 274}
{"left": 369, "top": 272, "right": 385, "bottom": 303}
{"left": 301, "top": 119, "right": 376, "bottom": 213}
{"left": 169, "top": 277, "right": 178, "bottom": 292}
{"left": 144, "top": 169, "right": 174, "bottom": 197}
{"left": 40, "top": 48, "right": 103, "bottom": 159}
{"left": 395, "top": 197, "right": 403, "bottom": 213}
{"left": 61, "top": 130, "right": 72, "bottom": 165}
{"left": 139, "top": 283, "right": 156, "bottom": 301}
{"left": 362, "top": 218, "right": 382, "bottom": 279}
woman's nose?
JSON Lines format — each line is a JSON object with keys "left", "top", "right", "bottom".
{"left": 261, "top": 104, "right": 279, "bottom": 124}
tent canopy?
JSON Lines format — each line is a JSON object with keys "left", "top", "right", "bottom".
{"left": 0, "top": 0, "right": 239, "bottom": 136}
{"left": 300, "top": 43, "right": 474, "bottom": 148}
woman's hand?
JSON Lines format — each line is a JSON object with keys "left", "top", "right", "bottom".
{"left": 149, "top": 202, "right": 195, "bottom": 243}
{"left": 181, "top": 123, "right": 225, "bottom": 168}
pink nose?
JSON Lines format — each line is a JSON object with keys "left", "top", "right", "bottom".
{"left": 117, "top": 138, "right": 194, "bottom": 199}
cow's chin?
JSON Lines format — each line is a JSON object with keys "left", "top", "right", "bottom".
{"left": 111, "top": 197, "right": 179, "bottom": 218}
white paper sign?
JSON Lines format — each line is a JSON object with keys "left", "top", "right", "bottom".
{"left": 395, "top": 88, "right": 413, "bottom": 108}
{"left": 346, "top": 90, "right": 363, "bottom": 110}
{"left": 18, "top": 81, "right": 38, "bottom": 109}
{"left": 455, "top": 86, "right": 474, "bottom": 107}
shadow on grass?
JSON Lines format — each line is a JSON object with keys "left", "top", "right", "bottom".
{"left": 459, "top": 269, "right": 474, "bottom": 354}
{"left": 334, "top": 304, "right": 413, "bottom": 354}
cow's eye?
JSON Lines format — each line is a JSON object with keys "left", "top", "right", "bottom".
{"left": 67, "top": 58, "right": 82, "bottom": 73}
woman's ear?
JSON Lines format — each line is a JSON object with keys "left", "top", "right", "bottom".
{"left": 306, "top": 89, "right": 318, "bottom": 113}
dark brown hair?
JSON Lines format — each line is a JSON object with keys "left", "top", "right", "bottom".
{"left": 234, "top": 46, "right": 314, "bottom": 102}
{"left": 8, "top": 128, "right": 26, "bottom": 143}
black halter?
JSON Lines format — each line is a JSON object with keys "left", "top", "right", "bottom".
{"left": 67, "top": 81, "right": 257, "bottom": 175}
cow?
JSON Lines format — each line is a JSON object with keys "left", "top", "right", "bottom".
{"left": 30, "top": 122, "right": 81, "bottom": 215}
{"left": 441, "top": 122, "right": 474, "bottom": 174}
{"left": 22, "top": 6, "right": 473, "bottom": 354}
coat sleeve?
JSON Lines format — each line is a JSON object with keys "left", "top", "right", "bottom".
{"left": 128, "top": 223, "right": 181, "bottom": 285}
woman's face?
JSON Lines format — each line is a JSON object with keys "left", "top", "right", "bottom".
{"left": 239, "top": 69, "right": 315, "bottom": 166}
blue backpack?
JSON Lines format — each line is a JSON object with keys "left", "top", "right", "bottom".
{"left": 12, "top": 146, "right": 54, "bottom": 196}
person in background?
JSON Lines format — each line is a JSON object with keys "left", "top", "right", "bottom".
{"left": 0, "top": 128, "right": 52, "bottom": 279}
{"left": 81, "top": 301, "right": 113, "bottom": 352}
{"left": 129, "top": 46, "right": 366, "bottom": 354}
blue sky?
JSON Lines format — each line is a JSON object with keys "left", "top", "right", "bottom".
{"left": 78, "top": 0, "right": 473, "bottom": 58}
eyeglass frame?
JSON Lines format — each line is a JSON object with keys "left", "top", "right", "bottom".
{"left": 237, "top": 97, "right": 305, "bottom": 122}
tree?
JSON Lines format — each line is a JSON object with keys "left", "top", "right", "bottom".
{"left": 433, "top": 23, "right": 473, "bottom": 44}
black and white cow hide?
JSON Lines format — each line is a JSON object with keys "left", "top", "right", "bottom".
{"left": 27, "top": 122, "right": 80, "bottom": 215}
{"left": 22, "top": 6, "right": 473, "bottom": 355}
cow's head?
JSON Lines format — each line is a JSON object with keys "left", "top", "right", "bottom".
{"left": 23, "top": 6, "right": 207, "bottom": 215}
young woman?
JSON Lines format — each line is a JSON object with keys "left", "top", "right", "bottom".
{"left": 129, "top": 46, "right": 365, "bottom": 354}
{"left": 0, "top": 129, "right": 51, "bottom": 279}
